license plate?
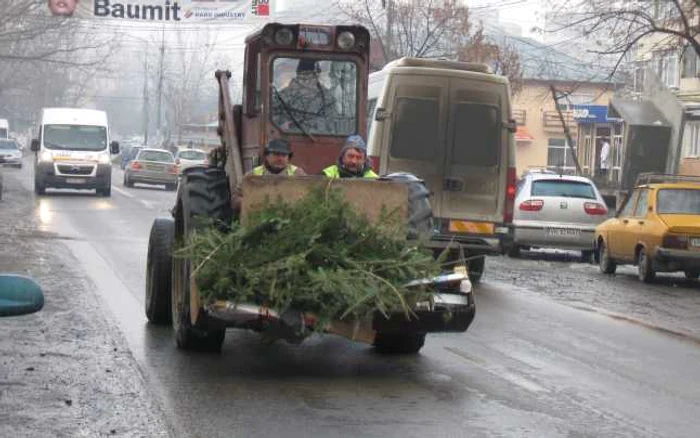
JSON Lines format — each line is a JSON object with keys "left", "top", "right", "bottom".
{"left": 546, "top": 228, "right": 580, "bottom": 237}
{"left": 691, "top": 238, "right": 700, "bottom": 248}
{"left": 65, "top": 178, "right": 86, "bottom": 184}
{"left": 448, "top": 220, "right": 494, "bottom": 234}
{"left": 146, "top": 165, "right": 163, "bottom": 171}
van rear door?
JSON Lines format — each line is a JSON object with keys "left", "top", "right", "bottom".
{"left": 382, "top": 75, "right": 448, "bottom": 218}
{"left": 441, "top": 78, "right": 507, "bottom": 224}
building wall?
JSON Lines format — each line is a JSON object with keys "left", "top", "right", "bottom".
{"left": 512, "top": 81, "right": 614, "bottom": 176}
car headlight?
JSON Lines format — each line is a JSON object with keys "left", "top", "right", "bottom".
{"left": 40, "top": 151, "right": 53, "bottom": 162}
{"left": 98, "top": 154, "right": 111, "bottom": 164}
{"left": 337, "top": 31, "right": 355, "bottom": 50}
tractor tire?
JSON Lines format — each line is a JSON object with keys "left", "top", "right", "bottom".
{"left": 145, "top": 217, "right": 175, "bottom": 325}
{"left": 373, "top": 332, "right": 426, "bottom": 355}
{"left": 467, "top": 256, "right": 485, "bottom": 284}
{"left": 171, "top": 167, "right": 231, "bottom": 352}
{"left": 381, "top": 173, "right": 434, "bottom": 240}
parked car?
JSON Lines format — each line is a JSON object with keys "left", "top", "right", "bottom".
{"left": 120, "top": 145, "right": 143, "bottom": 169}
{"left": 0, "top": 139, "right": 22, "bottom": 168}
{"left": 510, "top": 173, "right": 608, "bottom": 260}
{"left": 123, "top": 148, "right": 178, "bottom": 191}
{"left": 595, "top": 173, "right": 700, "bottom": 283}
{"left": 175, "top": 149, "right": 208, "bottom": 172}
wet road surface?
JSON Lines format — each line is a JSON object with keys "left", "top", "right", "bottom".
{"left": 11, "top": 161, "right": 700, "bottom": 437}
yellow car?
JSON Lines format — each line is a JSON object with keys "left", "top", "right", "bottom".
{"left": 595, "top": 176, "right": 700, "bottom": 283}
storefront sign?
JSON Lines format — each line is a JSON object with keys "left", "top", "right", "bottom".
{"left": 573, "top": 105, "right": 619, "bottom": 124}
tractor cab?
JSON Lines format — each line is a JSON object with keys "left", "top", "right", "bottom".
{"left": 238, "top": 23, "right": 370, "bottom": 174}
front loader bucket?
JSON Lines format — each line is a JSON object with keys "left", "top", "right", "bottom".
{"left": 240, "top": 175, "right": 409, "bottom": 226}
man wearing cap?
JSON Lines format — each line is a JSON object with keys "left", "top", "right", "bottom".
{"left": 272, "top": 58, "right": 338, "bottom": 134}
{"left": 232, "top": 139, "right": 306, "bottom": 215}
{"left": 323, "top": 135, "right": 378, "bottom": 179}
{"left": 251, "top": 138, "right": 306, "bottom": 176}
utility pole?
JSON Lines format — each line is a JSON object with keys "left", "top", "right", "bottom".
{"left": 143, "top": 47, "right": 149, "bottom": 146}
{"left": 156, "top": 24, "right": 165, "bottom": 145}
{"left": 384, "top": 0, "right": 395, "bottom": 63}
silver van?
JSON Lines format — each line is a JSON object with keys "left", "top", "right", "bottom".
{"left": 366, "top": 58, "right": 517, "bottom": 282}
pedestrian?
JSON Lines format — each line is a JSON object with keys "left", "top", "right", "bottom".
{"left": 600, "top": 137, "right": 611, "bottom": 178}
{"left": 322, "top": 135, "right": 378, "bottom": 179}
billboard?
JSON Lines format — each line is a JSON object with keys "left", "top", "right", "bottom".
{"left": 47, "top": 0, "right": 273, "bottom": 22}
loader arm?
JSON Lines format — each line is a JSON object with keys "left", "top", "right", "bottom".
{"left": 215, "top": 70, "right": 244, "bottom": 194}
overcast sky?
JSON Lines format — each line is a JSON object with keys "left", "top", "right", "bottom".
{"left": 277, "top": 0, "right": 545, "bottom": 40}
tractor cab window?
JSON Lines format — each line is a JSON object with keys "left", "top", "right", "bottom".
{"left": 270, "top": 57, "right": 357, "bottom": 136}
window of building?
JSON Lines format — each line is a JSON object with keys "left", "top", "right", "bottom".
{"left": 634, "top": 61, "right": 648, "bottom": 92}
{"left": 683, "top": 122, "right": 700, "bottom": 157}
{"left": 547, "top": 138, "right": 577, "bottom": 172}
{"left": 657, "top": 50, "right": 679, "bottom": 88}
{"left": 682, "top": 44, "right": 698, "bottom": 78}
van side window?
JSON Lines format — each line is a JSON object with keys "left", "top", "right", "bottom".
{"left": 366, "top": 98, "right": 377, "bottom": 134}
{"left": 390, "top": 87, "right": 440, "bottom": 161}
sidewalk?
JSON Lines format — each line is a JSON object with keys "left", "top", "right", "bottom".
{"left": 0, "top": 170, "right": 169, "bottom": 437}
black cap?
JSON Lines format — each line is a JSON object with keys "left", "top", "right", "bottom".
{"left": 296, "top": 59, "right": 319, "bottom": 74}
{"left": 265, "top": 138, "right": 292, "bottom": 155}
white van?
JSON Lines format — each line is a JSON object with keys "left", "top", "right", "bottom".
{"left": 0, "top": 119, "right": 8, "bottom": 139}
{"left": 31, "top": 108, "right": 119, "bottom": 196}
{"left": 367, "top": 58, "right": 517, "bottom": 282}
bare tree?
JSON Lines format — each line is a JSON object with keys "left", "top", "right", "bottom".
{"left": 0, "top": 0, "right": 116, "bottom": 128}
{"left": 546, "top": 1, "right": 700, "bottom": 76}
{"left": 337, "top": 0, "right": 523, "bottom": 92}
{"left": 160, "top": 29, "right": 228, "bottom": 144}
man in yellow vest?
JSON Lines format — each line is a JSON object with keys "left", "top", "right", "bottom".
{"left": 251, "top": 138, "right": 307, "bottom": 176}
{"left": 232, "top": 139, "right": 306, "bottom": 214}
{"left": 322, "top": 135, "right": 378, "bottom": 179}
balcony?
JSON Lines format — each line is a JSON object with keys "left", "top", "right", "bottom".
{"left": 543, "top": 110, "right": 577, "bottom": 132}
{"left": 513, "top": 109, "right": 527, "bottom": 125}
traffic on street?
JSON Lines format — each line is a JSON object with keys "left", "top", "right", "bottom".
{"left": 2, "top": 1, "right": 700, "bottom": 437}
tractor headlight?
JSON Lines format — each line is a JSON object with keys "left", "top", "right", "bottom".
{"left": 337, "top": 31, "right": 355, "bottom": 50}
{"left": 274, "top": 27, "right": 294, "bottom": 46}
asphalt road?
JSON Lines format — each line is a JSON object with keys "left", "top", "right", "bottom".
{"left": 11, "top": 159, "right": 700, "bottom": 438}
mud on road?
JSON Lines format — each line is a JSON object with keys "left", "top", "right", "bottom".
{"left": 486, "top": 249, "right": 700, "bottom": 341}
{"left": 0, "top": 171, "right": 169, "bottom": 437}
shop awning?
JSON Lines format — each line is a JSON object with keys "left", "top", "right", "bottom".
{"left": 515, "top": 126, "right": 534, "bottom": 142}
{"left": 608, "top": 98, "right": 670, "bottom": 127}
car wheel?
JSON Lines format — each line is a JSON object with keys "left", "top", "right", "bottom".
{"left": 508, "top": 245, "right": 521, "bottom": 258}
{"left": 34, "top": 177, "right": 46, "bottom": 196}
{"left": 581, "top": 250, "right": 595, "bottom": 264}
{"left": 124, "top": 173, "right": 133, "bottom": 188}
{"left": 637, "top": 248, "right": 655, "bottom": 283}
{"left": 684, "top": 270, "right": 699, "bottom": 280}
{"left": 598, "top": 241, "right": 616, "bottom": 274}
